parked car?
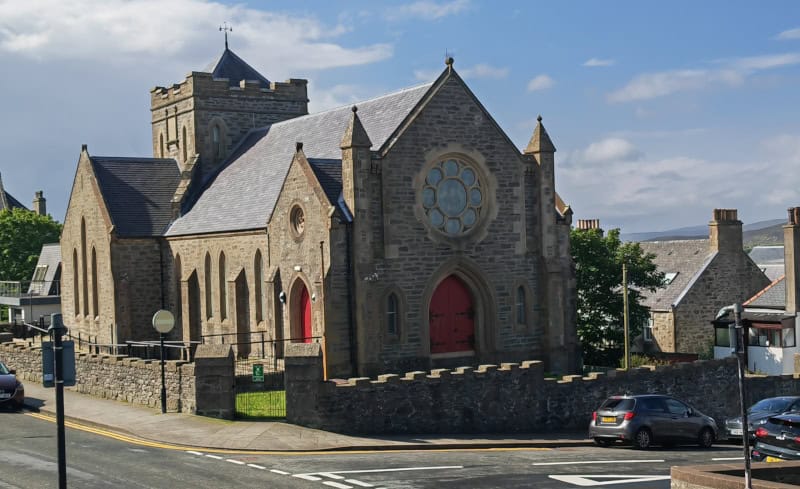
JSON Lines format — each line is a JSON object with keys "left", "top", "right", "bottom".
{"left": 0, "top": 360, "right": 24, "bottom": 411}
{"left": 588, "top": 394, "right": 718, "bottom": 449}
{"left": 724, "top": 396, "right": 800, "bottom": 443}
{"left": 751, "top": 413, "right": 800, "bottom": 462}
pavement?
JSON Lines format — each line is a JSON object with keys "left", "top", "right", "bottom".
{"left": 21, "top": 382, "right": 592, "bottom": 452}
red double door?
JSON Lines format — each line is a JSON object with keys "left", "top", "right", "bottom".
{"left": 299, "top": 285, "right": 312, "bottom": 343}
{"left": 430, "top": 275, "right": 475, "bottom": 354}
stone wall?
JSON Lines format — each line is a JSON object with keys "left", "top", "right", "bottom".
{"left": 286, "top": 346, "right": 800, "bottom": 435}
{"left": 1, "top": 342, "right": 197, "bottom": 413}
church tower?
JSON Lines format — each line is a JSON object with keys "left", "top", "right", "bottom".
{"left": 150, "top": 38, "right": 309, "bottom": 178}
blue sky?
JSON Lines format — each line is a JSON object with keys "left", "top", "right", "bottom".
{"left": 1, "top": 0, "right": 799, "bottom": 232}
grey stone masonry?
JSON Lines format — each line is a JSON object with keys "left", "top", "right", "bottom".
{"left": 193, "top": 344, "right": 235, "bottom": 419}
{"left": 285, "top": 348, "right": 800, "bottom": 435}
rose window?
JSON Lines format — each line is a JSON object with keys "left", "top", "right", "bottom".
{"left": 422, "top": 158, "right": 483, "bottom": 235}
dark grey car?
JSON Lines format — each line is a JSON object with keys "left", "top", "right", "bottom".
{"left": 588, "top": 394, "right": 718, "bottom": 449}
{"left": 724, "top": 396, "right": 800, "bottom": 442}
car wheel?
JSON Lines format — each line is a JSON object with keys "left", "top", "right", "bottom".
{"left": 594, "top": 438, "right": 613, "bottom": 447}
{"left": 633, "top": 428, "right": 652, "bottom": 449}
{"left": 698, "top": 428, "right": 714, "bottom": 448}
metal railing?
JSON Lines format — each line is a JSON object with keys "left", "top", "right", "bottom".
{"left": 201, "top": 331, "right": 320, "bottom": 359}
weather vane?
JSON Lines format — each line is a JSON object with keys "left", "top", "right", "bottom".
{"left": 219, "top": 22, "right": 232, "bottom": 50}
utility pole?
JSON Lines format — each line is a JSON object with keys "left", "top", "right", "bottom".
{"left": 622, "top": 261, "right": 630, "bottom": 370}
{"left": 48, "top": 315, "right": 67, "bottom": 489}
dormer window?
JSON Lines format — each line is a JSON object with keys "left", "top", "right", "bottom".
{"left": 663, "top": 272, "right": 678, "bottom": 285}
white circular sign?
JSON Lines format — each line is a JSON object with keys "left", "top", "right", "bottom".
{"left": 152, "top": 309, "right": 175, "bottom": 334}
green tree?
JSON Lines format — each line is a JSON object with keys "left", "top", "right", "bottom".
{"left": 571, "top": 227, "right": 663, "bottom": 367}
{"left": 0, "top": 208, "right": 63, "bottom": 281}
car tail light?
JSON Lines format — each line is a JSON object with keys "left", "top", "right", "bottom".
{"left": 755, "top": 427, "right": 768, "bottom": 438}
{"left": 623, "top": 412, "right": 635, "bottom": 421}
{"left": 592, "top": 411, "right": 597, "bottom": 421}
{"left": 794, "top": 436, "right": 800, "bottom": 444}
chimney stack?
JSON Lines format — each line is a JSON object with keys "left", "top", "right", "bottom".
{"left": 576, "top": 219, "right": 601, "bottom": 231}
{"left": 32, "top": 191, "right": 46, "bottom": 216}
{"left": 784, "top": 207, "right": 800, "bottom": 314}
{"left": 708, "top": 208, "right": 742, "bottom": 253}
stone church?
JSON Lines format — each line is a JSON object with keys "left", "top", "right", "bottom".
{"left": 60, "top": 46, "right": 579, "bottom": 377}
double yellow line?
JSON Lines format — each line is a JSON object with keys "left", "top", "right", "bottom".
{"left": 25, "top": 412, "right": 551, "bottom": 456}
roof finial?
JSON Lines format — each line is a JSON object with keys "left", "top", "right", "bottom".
{"left": 445, "top": 50, "right": 454, "bottom": 69}
{"left": 537, "top": 114, "right": 543, "bottom": 123}
{"left": 219, "top": 22, "right": 232, "bottom": 50}
{"left": 352, "top": 105, "right": 358, "bottom": 113}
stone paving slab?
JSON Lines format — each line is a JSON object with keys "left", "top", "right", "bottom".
{"left": 22, "top": 382, "right": 592, "bottom": 452}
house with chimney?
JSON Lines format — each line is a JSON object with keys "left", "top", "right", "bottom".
{"left": 637, "top": 209, "right": 770, "bottom": 356}
{"left": 713, "top": 207, "right": 800, "bottom": 375}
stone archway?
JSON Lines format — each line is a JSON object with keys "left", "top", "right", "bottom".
{"left": 187, "top": 271, "right": 202, "bottom": 355}
{"left": 234, "top": 270, "right": 250, "bottom": 358}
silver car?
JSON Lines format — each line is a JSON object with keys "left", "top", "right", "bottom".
{"left": 589, "top": 394, "right": 718, "bottom": 449}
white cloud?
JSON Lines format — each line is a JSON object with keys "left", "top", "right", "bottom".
{"left": 527, "top": 74, "right": 554, "bottom": 92}
{"left": 607, "top": 52, "right": 800, "bottom": 103}
{"left": 386, "top": 0, "right": 470, "bottom": 21}
{"left": 0, "top": 0, "right": 393, "bottom": 72}
{"left": 460, "top": 63, "right": 509, "bottom": 79}
{"left": 564, "top": 138, "right": 642, "bottom": 166}
{"left": 583, "top": 57, "right": 615, "bottom": 67}
{"left": 776, "top": 28, "right": 800, "bottom": 40}
{"left": 414, "top": 68, "right": 441, "bottom": 81}
{"left": 308, "top": 83, "right": 365, "bottom": 113}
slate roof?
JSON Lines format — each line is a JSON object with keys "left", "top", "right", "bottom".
{"left": 203, "top": 48, "right": 270, "bottom": 88}
{"left": 27, "top": 243, "right": 61, "bottom": 296}
{"left": 307, "top": 158, "right": 351, "bottom": 221}
{"left": 745, "top": 275, "right": 786, "bottom": 309}
{"left": 638, "top": 239, "right": 713, "bottom": 310}
{"left": 167, "top": 83, "right": 433, "bottom": 236}
{"left": 90, "top": 156, "right": 181, "bottom": 237}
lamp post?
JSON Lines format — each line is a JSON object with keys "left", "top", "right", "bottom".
{"left": 48, "top": 313, "right": 67, "bottom": 489}
{"left": 716, "top": 303, "right": 751, "bottom": 489}
{"left": 152, "top": 310, "right": 175, "bottom": 414}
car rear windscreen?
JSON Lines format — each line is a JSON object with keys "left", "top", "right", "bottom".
{"left": 600, "top": 398, "right": 635, "bottom": 411}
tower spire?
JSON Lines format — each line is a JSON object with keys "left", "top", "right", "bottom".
{"left": 219, "top": 22, "right": 232, "bottom": 50}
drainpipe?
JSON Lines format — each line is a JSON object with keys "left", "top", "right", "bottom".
{"left": 345, "top": 223, "right": 358, "bottom": 376}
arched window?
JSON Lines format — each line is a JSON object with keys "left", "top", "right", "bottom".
{"left": 211, "top": 125, "right": 221, "bottom": 163}
{"left": 80, "top": 218, "right": 88, "bottom": 316}
{"left": 182, "top": 126, "right": 188, "bottom": 163}
{"left": 387, "top": 293, "right": 399, "bottom": 336}
{"left": 219, "top": 252, "right": 227, "bottom": 320}
{"left": 91, "top": 247, "right": 98, "bottom": 318}
{"left": 72, "top": 249, "right": 79, "bottom": 315}
{"left": 174, "top": 254, "right": 182, "bottom": 321}
{"left": 254, "top": 250, "right": 264, "bottom": 323}
{"left": 515, "top": 286, "right": 526, "bottom": 326}
{"left": 204, "top": 253, "right": 212, "bottom": 319}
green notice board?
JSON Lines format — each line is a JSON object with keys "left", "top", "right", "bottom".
{"left": 252, "top": 364, "right": 264, "bottom": 383}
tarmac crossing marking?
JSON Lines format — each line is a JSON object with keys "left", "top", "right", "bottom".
{"left": 226, "top": 459, "right": 246, "bottom": 465}
{"left": 549, "top": 474, "right": 671, "bottom": 486}
{"left": 322, "top": 482, "right": 352, "bottom": 489}
{"left": 533, "top": 459, "right": 665, "bottom": 466}
{"left": 247, "top": 463, "right": 266, "bottom": 470}
{"left": 270, "top": 469, "right": 291, "bottom": 475}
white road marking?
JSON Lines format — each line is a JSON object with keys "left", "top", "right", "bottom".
{"left": 712, "top": 457, "right": 743, "bottom": 461}
{"left": 270, "top": 469, "right": 291, "bottom": 475}
{"left": 205, "top": 454, "right": 223, "bottom": 460}
{"left": 226, "top": 459, "right": 245, "bottom": 465}
{"left": 549, "top": 474, "right": 671, "bottom": 487}
{"left": 319, "top": 472, "right": 346, "bottom": 479}
{"left": 247, "top": 464, "right": 266, "bottom": 470}
{"left": 533, "top": 459, "right": 664, "bottom": 466}
{"left": 186, "top": 451, "right": 204, "bottom": 456}
{"left": 301, "top": 465, "right": 463, "bottom": 475}
{"left": 322, "top": 482, "right": 352, "bottom": 489}
{"left": 293, "top": 474, "right": 323, "bottom": 481}
{"left": 345, "top": 480, "right": 374, "bottom": 487}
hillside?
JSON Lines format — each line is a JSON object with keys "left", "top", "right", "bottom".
{"left": 621, "top": 218, "right": 785, "bottom": 250}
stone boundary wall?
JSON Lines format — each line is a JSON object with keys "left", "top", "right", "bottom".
{"left": 0, "top": 342, "right": 196, "bottom": 414}
{"left": 286, "top": 348, "right": 800, "bottom": 435}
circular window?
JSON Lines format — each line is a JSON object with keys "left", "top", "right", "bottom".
{"left": 422, "top": 158, "right": 483, "bottom": 236}
{"left": 290, "top": 206, "right": 305, "bottom": 236}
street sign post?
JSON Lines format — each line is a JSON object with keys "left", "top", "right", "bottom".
{"left": 151, "top": 310, "right": 175, "bottom": 414}
{"left": 42, "top": 341, "right": 75, "bottom": 388}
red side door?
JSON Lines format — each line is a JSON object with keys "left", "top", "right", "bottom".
{"left": 430, "top": 275, "right": 475, "bottom": 354}
{"left": 300, "top": 286, "right": 312, "bottom": 343}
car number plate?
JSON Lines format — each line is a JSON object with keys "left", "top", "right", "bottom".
{"left": 765, "top": 456, "right": 784, "bottom": 463}
{"left": 0, "top": 393, "right": 10, "bottom": 399}
{"left": 731, "top": 429, "right": 742, "bottom": 435}
{"left": 601, "top": 416, "right": 616, "bottom": 423}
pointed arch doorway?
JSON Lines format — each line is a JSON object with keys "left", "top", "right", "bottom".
{"left": 291, "top": 280, "right": 312, "bottom": 343}
{"left": 430, "top": 275, "right": 475, "bottom": 354}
